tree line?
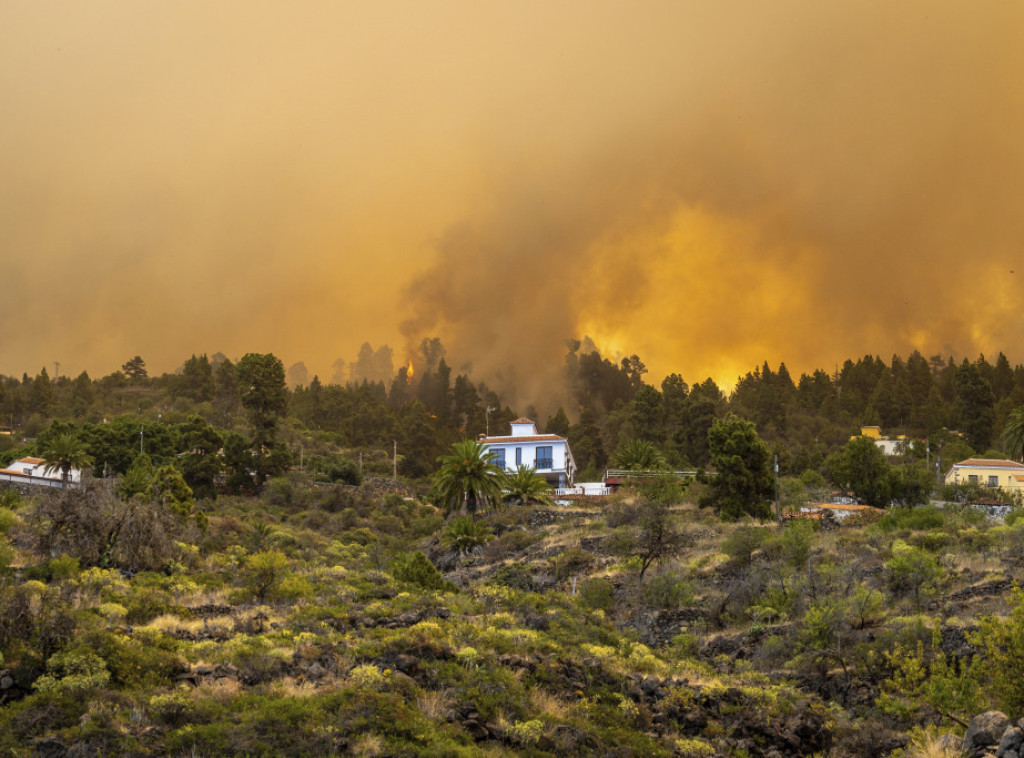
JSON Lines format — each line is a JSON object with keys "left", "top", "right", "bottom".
{"left": 4, "top": 343, "right": 1024, "bottom": 509}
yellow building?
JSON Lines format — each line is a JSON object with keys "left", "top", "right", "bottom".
{"left": 852, "top": 426, "right": 909, "bottom": 456}
{"left": 943, "top": 458, "right": 1024, "bottom": 492}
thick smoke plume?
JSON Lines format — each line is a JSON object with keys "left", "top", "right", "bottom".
{"left": 3, "top": 2, "right": 1023, "bottom": 407}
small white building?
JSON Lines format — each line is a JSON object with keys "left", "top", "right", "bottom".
{"left": 0, "top": 456, "right": 82, "bottom": 489}
{"left": 480, "top": 418, "right": 577, "bottom": 489}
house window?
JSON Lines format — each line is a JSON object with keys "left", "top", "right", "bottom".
{"left": 968, "top": 475, "right": 978, "bottom": 483}
{"left": 491, "top": 448, "right": 506, "bottom": 470}
{"left": 515, "top": 448, "right": 522, "bottom": 466}
{"left": 989, "top": 475, "right": 999, "bottom": 487}
{"left": 536, "top": 446, "right": 553, "bottom": 470}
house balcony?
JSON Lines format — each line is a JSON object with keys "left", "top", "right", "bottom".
{"left": 534, "top": 458, "right": 554, "bottom": 471}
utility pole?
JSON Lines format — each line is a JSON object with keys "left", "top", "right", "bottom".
{"left": 486, "top": 406, "right": 497, "bottom": 436}
{"left": 393, "top": 440, "right": 397, "bottom": 480}
{"left": 139, "top": 426, "right": 144, "bottom": 454}
{"left": 774, "top": 454, "right": 781, "bottom": 524}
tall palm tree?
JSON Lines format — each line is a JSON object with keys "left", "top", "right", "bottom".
{"left": 433, "top": 439, "right": 505, "bottom": 517}
{"left": 503, "top": 465, "right": 554, "bottom": 505}
{"left": 1003, "top": 407, "right": 1024, "bottom": 462}
{"left": 40, "top": 432, "right": 93, "bottom": 489}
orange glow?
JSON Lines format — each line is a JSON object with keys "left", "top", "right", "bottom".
{"left": 406, "top": 360, "right": 415, "bottom": 383}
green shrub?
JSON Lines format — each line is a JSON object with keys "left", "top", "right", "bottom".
{"left": 722, "top": 526, "right": 768, "bottom": 567}
{"left": 578, "top": 577, "right": 615, "bottom": 611}
{"left": 778, "top": 519, "right": 815, "bottom": 568}
{"left": 0, "top": 508, "right": 17, "bottom": 535}
{"left": 550, "top": 546, "right": 595, "bottom": 580}
{"left": 489, "top": 563, "right": 534, "bottom": 591}
{"left": 875, "top": 506, "right": 947, "bottom": 533}
{"left": 641, "top": 571, "right": 694, "bottom": 609}
{"left": 33, "top": 649, "right": 111, "bottom": 695}
{"left": 242, "top": 550, "right": 290, "bottom": 601}
{"left": 49, "top": 554, "right": 81, "bottom": 583}
{"left": 441, "top": 516, "right": 494, "bottom": 555}
{"left": 391, "top": 552, "right": 454, "bottom": 592}
{"left": 885, "top": 540, "right": 943, "bottom": 605}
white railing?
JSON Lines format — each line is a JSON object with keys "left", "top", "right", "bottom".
{"left": 554, "top": 486, "right": 612, "bottom": 497}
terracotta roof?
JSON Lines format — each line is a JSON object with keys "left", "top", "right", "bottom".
{"left": 20, "top": 457, "right": 45, "bottom": 465}
{"left": 953, "top": 459, "right": 1024, "bottom": 469}
{"left": 512, "top": 417, "right": 534, "bottom": 424}
{"left": 481, "top": 435, "right": 566, "bottom": 443}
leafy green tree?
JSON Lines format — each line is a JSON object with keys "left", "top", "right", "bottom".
{"left": 243, "top": 550, "right": 290, "bottom": 601}
{"left": 569, "top": 407, "right": 606, "bottom": 478}
{"left": 70, "top": 371, "right": 95, "bottom": 418}
{"left": 877, "top": 633, "right": 981, "bottom": 728}
{"left": 121, "top": 356, "right": 148, "bottom": 383}
{"left": 970, "top": 587, "right": 1024, "bottom": 716}
{"left": 237, "top": 353, "right": 288, "bottom": 436}
{"left": 885, "top": 539, "right": 943, "bottom": 607}
{"left": 1003, "top": 406, "right": 1024, "bottom": 461}
{"left": 701, "top": 415, "right": 774, "bottom": 520}
{"left": 432, "top": 439, "right": 505, "bottom": 516}
{"left": 607, "top": 499, "right": 688, "bottom": 581}
{"left": 177, "top": 415, "right": 223, "bottom": 499}
{"left": 236, "top": 353, "right": 289, "bottom": 490}
{"left": 954, "top": 358, "right": 996, "bottom": 451}
{"left": 826, "top": 436, "right": 893, "bottom": 508}
{"left": 503, "top": 465, "right": 553, "bottom": 505}
{"left": 178, "top": 354, "right": 215, "bottom": 402}
{"left": 544, "top": 407, "right": 571, "bottom": 437}
{"left": 39, "top": 432, "right": 93, "bottom": 489}
{"left": 28, "top": 367, "right": 53, "bottom": 416}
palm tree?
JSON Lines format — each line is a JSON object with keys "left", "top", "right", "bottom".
{"left": 503, "top": 465, "right": 554, "bottom": 505}
{"left": 433, "top": 439, "right": 505, "bottom": 516}
{"left": 441, "top": 516, "right": 495, "bottom": 555}
{"left": 40, "top": 432, "right": 93, "bottom": 489}
{"left": 1003, "top": 407, "right": 1024, "bottom": 461}
{"left": 612, "top": 438, "right": 668, "bottom": 473}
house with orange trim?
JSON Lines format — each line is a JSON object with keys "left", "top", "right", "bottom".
{"left": 479, "top": 418, "right": 577, "bottom": 489}
{"left": 0, "top": 456, "right": 82, "bottom": 489}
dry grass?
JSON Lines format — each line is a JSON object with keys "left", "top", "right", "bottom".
{"left": 192, "top": 677, "right": 243, "bottom": 701}
{"left": 901, "top": 727, "right": 963, "bottom": 758}
{"left": 416, "top": 689, "right": 454, "bottom": 722}
{"left": 138, "top": 614, "right": 234, "bottom": 637}
{"left": 350, "top": 733, "right": 386, "bottom": 757}
{"left": 528, "top": 687, "right": 569, "bottom": 719}
{"left": 271, "top": 676, "right": 321, "bottom": 698}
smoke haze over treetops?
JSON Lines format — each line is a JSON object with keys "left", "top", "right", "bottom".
{"left": 2, "top": 2, "right": 1023, "bottom": 401}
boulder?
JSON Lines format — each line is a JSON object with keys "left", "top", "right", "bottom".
{"left": 964, "top": 711, "right": 1011, "bottom": 758}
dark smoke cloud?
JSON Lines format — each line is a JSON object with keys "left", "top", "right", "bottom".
{"left": 402, "top": 2, "right": 1024, "bottom": 400}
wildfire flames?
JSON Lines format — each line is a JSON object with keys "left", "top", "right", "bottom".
{"left": 406, "top": 360, "right": 414, "bottom": 383}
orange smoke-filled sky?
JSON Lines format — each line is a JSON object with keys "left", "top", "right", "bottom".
{"left": 2, "top": 2, "right": 1023, "bottom": 395}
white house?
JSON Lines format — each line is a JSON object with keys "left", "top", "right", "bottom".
{"left": 480, "top": 418, "right": 577, "bottom": 489}
{"left": 0, "top": 456, "right": 82, "bottom": 489}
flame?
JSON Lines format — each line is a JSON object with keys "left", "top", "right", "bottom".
{"left": 406, "top": 360, "right": 414, "bottom": 382}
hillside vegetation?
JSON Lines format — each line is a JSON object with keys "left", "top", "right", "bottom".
{"left": 3, "top": 344, "right": 1024, "bottom": 755}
